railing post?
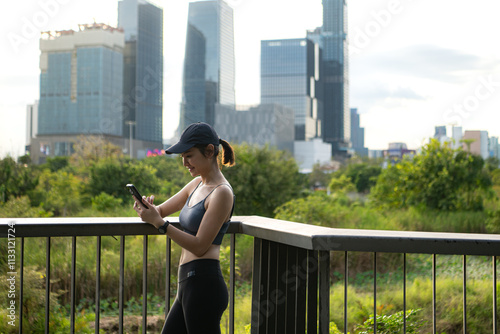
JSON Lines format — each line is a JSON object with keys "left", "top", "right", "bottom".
{"left": 307, "top": 250, "right": 318, "bottom": 334}
{"left": 229, "top": 233, "right": 236, "bottom": 334}
{"left": 251, "top": 237, "right": 265, "bottom": 333}
{"left": 70, "top": 236, "right": 76, "bottom": 333}
{"left": 119, "top": 236, "right": 125, "bottom": 334}
{"left": 19, "top": 237, "right": 24, "bottom": 334}
{"left": 285, "top": 245, "right": 298, "bottom": 333}
{"left": 45, "top": 237, "right": 50, "bottom": 334}
{"left": 494, "top": 256, "right": 498, "bottom": 334}
{"left": 267, "top": 241, "right": 278, "bottom": 333}
{"left": 95, "top": 236, "right": 101, "bottom": 334}
{"left": 142, "top": 235, "right": 148, "bottom": 334}
{"left": 319, "top": 250, "right": 329, "bottom": 334}
{"left": 165, "top": 237, "right": 171, "bottom": 316}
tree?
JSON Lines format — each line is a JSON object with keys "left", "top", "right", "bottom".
{"left": 34, "top": 169, "right": 82, "bottom": 216}
{"left": 87, "top": 158, "right": 160, "bottom": 204}
{"left": 370, "top": 139, "right": 493, "bottom": 211}
{"left": 222, "top": 144, "right": 305, "bottom": 217}
{"left": 342, "top": 162, "right": 382, "bottom": 193}
{"left": 70, "top": 135, "right": 123, "bottom": 173}
{"left": 0, "top": 157, "right": 38, "bottom": 203}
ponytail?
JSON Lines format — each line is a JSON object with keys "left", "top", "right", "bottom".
{"left": 219, "top": 139, "right": 235, "bottom": 167}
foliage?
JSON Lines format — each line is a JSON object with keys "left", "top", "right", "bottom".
{"left": 491, "top": 168, "right": 500, "bottom": 185}
{"left": 0, "top": 196, "right": 52, "bottom": 218}
{"left": 0, "top": 156, "right": 38, "bottom": 203}
{"left": 328, "top": 174, "right": 356, "bottom": 194}
{"left": 70, "top": 135, "right": 123, "bottom": 173}
{"left": 33, "top": 169, "right": 82, "bottom": 216}
{"left": 223, "top": 144, "right": 305, "bottom": 217}
{"left": 370, "top": 139, "right": 494, "bottom": 211}
{"left": 309, "top": 162, "right": 335, "bottom": 189}
{"left": 337, "top": 162, "right": 382, "bottom": 193}
{"left": 355, "top": 309, "right": 425, "bottom": 334}
{"left": 0, "top": 266, "right": 94, "bottom": 333}
{"left": 91, "top": 192, "right": 123, "bottom": 212}
{"left": 87, "top": 158, "right": 160, "bottom": 204}
{"left": 45, "top": 156, "right": 70, "bottom": 172}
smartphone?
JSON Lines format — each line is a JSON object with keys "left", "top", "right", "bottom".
{"left": 126, "top": 184, "right": 148, "bottom": 208}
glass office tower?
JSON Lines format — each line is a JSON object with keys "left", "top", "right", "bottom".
{"left": 38, "top": 25, "right": 124, "bottom": 137}
{"left": 118, "top": 0, "right": 163, "bottom": 143}
{"left": 261, "top": 38, "right": 321, "bottom": 141}
{"left": 322, "top": 0, "right": 350, "bottom": 155}
{"left": 180, "top": 0, "right": 235, "bottom": 131}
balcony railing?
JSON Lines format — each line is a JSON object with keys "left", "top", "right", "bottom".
{"left": 1, "top": 216, "right": 500, "bottom": 334}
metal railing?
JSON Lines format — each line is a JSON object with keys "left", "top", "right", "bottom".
{"left": 1, "top": 216, "right": 500, "bottom": 334}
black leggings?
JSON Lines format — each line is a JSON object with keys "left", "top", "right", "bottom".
{"left": 161, "top": 259, "right": 228, "bottom": 334}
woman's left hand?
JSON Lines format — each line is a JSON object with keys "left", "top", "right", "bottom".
{"left": 133, "top": 196, "right": 163, "bottom": 228}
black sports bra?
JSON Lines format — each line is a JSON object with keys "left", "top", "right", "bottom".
{"left": 178, "top": 181, "right": 234, "bottom": 245}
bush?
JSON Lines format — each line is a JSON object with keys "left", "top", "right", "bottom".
{"left": 91, "top": 192, "right": 123, "bottom": 212}
{"left": 355, "top": 309, "right": 425, "bottom": 334}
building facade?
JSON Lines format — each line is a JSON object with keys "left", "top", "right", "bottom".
{"left": 118, "top": 0, "right": 164, "bottom": 145}
{"left": 32, "top": 24, "right": 125, "bottom": 163}
{"left": 320, "top": 0, "right": 350, "bottom": 155}
{"left": 350, "top": 108, "right": 367, "bottom": 157}
{"left": 214, "top": 104, "right": 295, "bottom": 153}
{"left": 463, "top": 130, "right": 489, "bottom": 159}
{"left": 261, "top": 38, "right": 322, "bottom": 141}
{"left": 25, "top": 101, "right": 38, "bottom": 153}
{"left": 38, "top": 24, "right": 124, "bottom": 137}
{"left": 180, "top": 0, "right": 235, "bottom": 131}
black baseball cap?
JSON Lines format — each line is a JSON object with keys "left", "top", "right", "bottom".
{"left": 165, "top": 122, "right": 220, "bottom": 154}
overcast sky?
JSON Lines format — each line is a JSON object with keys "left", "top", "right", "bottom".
{"left": 1, "top": 0, "right": 500, "bottom": 158}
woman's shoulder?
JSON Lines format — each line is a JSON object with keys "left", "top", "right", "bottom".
{"left": 181, "top": 177, "right": 202, "bottom": 195}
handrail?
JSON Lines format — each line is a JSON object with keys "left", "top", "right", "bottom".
{"left": 3, "top": 216, "right": 500, "bottom": 255}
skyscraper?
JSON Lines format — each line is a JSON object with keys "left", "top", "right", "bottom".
{"left": 32, "top": 24, "right": 125, "bottom": 163}
{"left": 38, "top": 24, "right": 124, "bottom": 137}
{"left": 261, "top": 38, "right": 322, "bottom": 141}
{"left": 180, "top": 0, "right": 235, "bottom": 131}
{"left": 118, "top": 0, "right": 163, "bottom": 144}
{"left": 321, "top": 0, "right": 350, "bottom": 155}
{"left": 350, "top": 108, "right": 367, "bottom": 157}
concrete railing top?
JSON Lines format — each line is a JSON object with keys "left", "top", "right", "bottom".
{"left": 2, "top": 216, "right": 500, "bottom": 256}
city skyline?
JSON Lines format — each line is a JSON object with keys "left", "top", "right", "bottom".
{"left": 1, "top": 0, "right": 500, "bottom": 158}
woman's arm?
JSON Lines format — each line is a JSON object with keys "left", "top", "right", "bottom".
{"left": 141, "top": 177, "right": 201, "bottom": 218}
{"left": 134, "top": 184, "right": 233, "bottom": 257}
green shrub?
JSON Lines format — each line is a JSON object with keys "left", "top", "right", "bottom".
{"left": 91, "top": 192, "right": 123, "bottom": 212}
{"left": 355, "top": 309, "right": 425, "bottom": 333}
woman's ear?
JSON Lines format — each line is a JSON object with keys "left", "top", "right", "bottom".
{"left": 205, "top": 144, "right": 215, "bottom": 159}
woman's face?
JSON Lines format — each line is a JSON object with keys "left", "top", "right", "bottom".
{"left": 181, "top": 147, "right": 212, "bottom": 176}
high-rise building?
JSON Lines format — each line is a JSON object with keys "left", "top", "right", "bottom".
{"left": 118, "top": 0, "right": 163, "bottom": 145}
{"left": 38, "top": 24, "right": 124, "bottom": 137}
{"left": 463, "top": 130, "right": 489, "bottom": 159}
{"left": 261, "top": 38, "right": 322, "bottom": 141}
{"left": 25, "top": 100, "right": 38, "bottom": 154}
{"left": 180, "top": 0, "right": 235, "bottom": 131}
{"left": 321, "top": 0, "right": 350, "bottom": 155}
{"left": 33, "top": 24, "right": 125, "bottom": 163}
{"left": 350, "top": 108, "right": 367, "bottom": 157}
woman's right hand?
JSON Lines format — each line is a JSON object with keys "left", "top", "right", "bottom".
{"left": 144, "top": 195, "right": 162, "bottom": 217}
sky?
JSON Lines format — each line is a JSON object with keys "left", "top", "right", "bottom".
{"left": 1, "top": 0, "right": 500, "bottom": 158}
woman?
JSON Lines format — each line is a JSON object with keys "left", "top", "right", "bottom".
{"left": 133, "top": 122, "right": 235, "bottom": 334}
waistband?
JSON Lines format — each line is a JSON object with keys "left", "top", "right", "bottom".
{"left": 178, "top": 259, "right": 223, "bottom": 282}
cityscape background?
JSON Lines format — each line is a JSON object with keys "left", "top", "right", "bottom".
{"left": 1, "top": 0, "right": 500, "bottom": 164}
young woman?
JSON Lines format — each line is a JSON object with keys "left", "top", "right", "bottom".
{"left": 133, "top": 122, "right": 235, "bottom": 334}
